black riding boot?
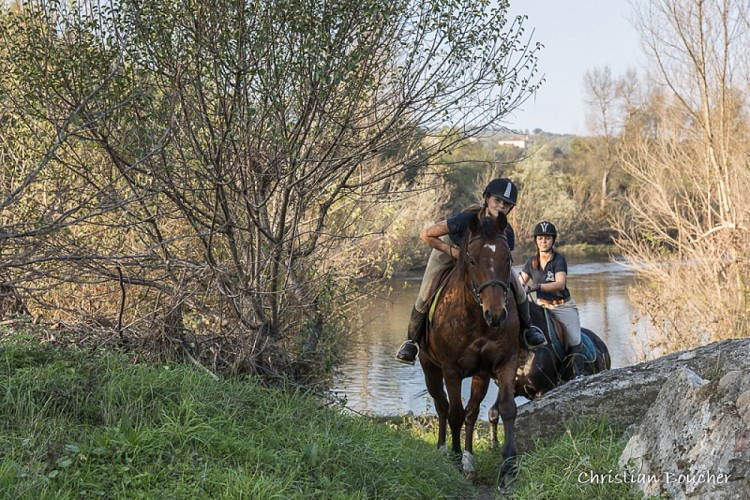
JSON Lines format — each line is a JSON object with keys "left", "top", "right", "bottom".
{"left": 568, "top": 342, "right": 587, "bottom": 379}
{"left": 518, "top": 299, "right": 546, "bottom": 349}
{"left": 395, "top": 307, "right": 427, "bottom": 365}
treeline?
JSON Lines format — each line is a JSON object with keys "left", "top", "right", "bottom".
{"left": 422, "top": 130, "right": 629, "bottom": 250}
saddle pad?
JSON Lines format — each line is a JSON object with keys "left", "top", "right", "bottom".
{"left": 428, "top": 284, "right": 445, "bottom": 323}
{"left": 543, "top": 309, "right": 596, "bottom": 363}
{"left": 427, "top": 266, "right": 455, "bottom": 324}
{"left": 580, "top": 332, "right": 597, "bottom": 363}
{"left": 544, "top": 310, "right": 567, "bottom": 363}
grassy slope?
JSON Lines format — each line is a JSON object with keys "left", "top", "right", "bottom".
{"left": 0, "top": 332, "right": 640, "bottom": 499}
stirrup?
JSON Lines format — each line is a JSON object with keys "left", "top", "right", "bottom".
{"left": 523, "top": 327, "right": 547, "bottom": 350}
{"left": 394, "top": 341, "right": 419, "bottom": 365}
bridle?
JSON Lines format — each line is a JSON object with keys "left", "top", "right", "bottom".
{"left": 471, "top": 276, "right": 511, "bottom": 305}
{"left": 465, "top": 236, "right": 513, "bottom": 305}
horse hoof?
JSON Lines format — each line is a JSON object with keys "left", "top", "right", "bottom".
{"left": 499, "top": 457, "right": 518, "bottom": 479}
{"left": 461, "top": 451, "right": 475, "bottom": 476}
{"left": 496, "top": 465, "right": 517, "bottom": 492}
{"left": 498, "top": 470, "right": 517, "bottom": 491}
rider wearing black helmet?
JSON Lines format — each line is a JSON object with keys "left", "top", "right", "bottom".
{"left": 483, "top": 178, "right": 518, "bottom": 205}
{"left": 520, "top": 221, "right": 587, "bottom": 378}
{"left": 394, "top": 178, "right": 546, "bottom": 365}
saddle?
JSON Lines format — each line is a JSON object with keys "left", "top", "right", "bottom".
{"left": 542, "top": 309, "right": 597, "bottom": 363}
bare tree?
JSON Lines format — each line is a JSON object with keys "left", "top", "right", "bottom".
{"left": 614, "top": 0, "right": 750, "bottom": 352}
{"left": 584, "top": 65, "right": 621, "bottom": 209}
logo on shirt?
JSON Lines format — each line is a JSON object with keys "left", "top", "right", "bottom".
{"left": 546, "top": 271, "right": 555, "bottom": 282}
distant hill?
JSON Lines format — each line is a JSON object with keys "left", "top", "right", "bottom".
{"left": 472, "top": 127, "right": 578, "bottom": 154}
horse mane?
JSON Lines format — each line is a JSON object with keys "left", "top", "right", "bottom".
{"left": 479, "top": 216, "right": 507, "bottom": 243}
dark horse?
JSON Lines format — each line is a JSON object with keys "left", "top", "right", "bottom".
{"left": 417, "top": 212, "right": 519, "bottom": 478}
{"left": 513, "top": 301, "right": 612, "bottom": 400}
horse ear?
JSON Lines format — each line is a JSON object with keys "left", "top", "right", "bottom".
{"left": 496, "top": 212, "right": 508, "bottom": 233}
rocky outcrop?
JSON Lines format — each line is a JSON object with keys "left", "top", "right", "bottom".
{"left": 618, "top": 367, "right": 749, "bottom": 498}
{"left": 514, "top": 338, "right": 750, "bottom": 453}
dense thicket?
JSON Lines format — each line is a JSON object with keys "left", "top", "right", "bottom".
{"left": 0, "top": 0, "right": 540, "bottom": 379}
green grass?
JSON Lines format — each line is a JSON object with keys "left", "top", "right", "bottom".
{"left": 502, "top": 420, "right": 643, "bottom": 499}
{"left": 0, "top": 334, "right": 469, "bottom": 498}
{"left": 1, "top": 331, "right": 641, "bottom": 499}
{"left": 388, "top": 415, "right": 642, "bottom": 499}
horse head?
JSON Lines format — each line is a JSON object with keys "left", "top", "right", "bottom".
{"left": 461, "top": 213, "right": 513, "bottom": 328}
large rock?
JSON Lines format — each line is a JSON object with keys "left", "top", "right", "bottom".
{"left": 618, "top": 367, "right": 749, "bottom": 498}
{"left": 514, "top": 338, "right": 750, "bottom": 453}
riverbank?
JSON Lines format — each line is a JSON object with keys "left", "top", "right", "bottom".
{"left": 554, "top": 242, "right": 619, "bottom": 258}
{"left": 511, "top": 242, "right": 620, "bottom": 262}
{"left": 1, "top": 331, "right": 638, "bottom": 498}
{"left": 396, "top": 243, "right": 619, "bottom": 277}
{"left": 0, "top": 332, "right": 466, "bottom": 498}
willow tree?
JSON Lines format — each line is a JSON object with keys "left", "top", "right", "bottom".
{"left": 614, "top": 0, "right": 750, "bottom": 353}
{"left": 0, "top": 0, "right": 541, "bottom": 376}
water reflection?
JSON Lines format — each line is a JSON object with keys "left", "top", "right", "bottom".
{"left": 331, "top": 255, "right": 649, "bottom": 418}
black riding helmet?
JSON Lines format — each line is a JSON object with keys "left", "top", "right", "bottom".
{"left": 533, "top": 221, "right": 557, "bottom": 244}
{"left": 483, "top": 178, "right": 518, "bottom": 206}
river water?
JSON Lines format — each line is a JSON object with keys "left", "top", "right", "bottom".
{"left": 331, "top": 255, "right": 651, "bottom": 418}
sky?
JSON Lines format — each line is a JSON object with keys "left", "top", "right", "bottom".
{"left": 501, "top": 0, "right": 646, "bottom": 136}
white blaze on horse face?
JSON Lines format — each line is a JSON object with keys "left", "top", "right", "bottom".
{"left": 484, "top": 243, "right": 497, "bottom": 273}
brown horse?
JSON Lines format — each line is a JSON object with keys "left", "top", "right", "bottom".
{"left": 417, "top": 212, "right": 519, "bottom": 478}
{"left": 487, "top": 306, "right": 611, "bottom": 452}
{"left": 512, "top": 301, "right": 611, "bottom": 400}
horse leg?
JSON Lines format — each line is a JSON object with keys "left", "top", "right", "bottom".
{"left": 488, "top": 397, "right": 500, "bottom": 449}
{"left": 443, "top": 372, "right": 465, "bottom": 456}
{"left": 462, "top": 375, "right": 490, "bottom": 475}
{"left": 494, "top": 362, "right": 518, "bottom": 479}
{"left": 419, "top": 359, "right": 449, "bottom": 450}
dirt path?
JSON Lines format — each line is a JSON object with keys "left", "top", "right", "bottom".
{"left": 471, "top": 483, "right": 497, "bottom": 499}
